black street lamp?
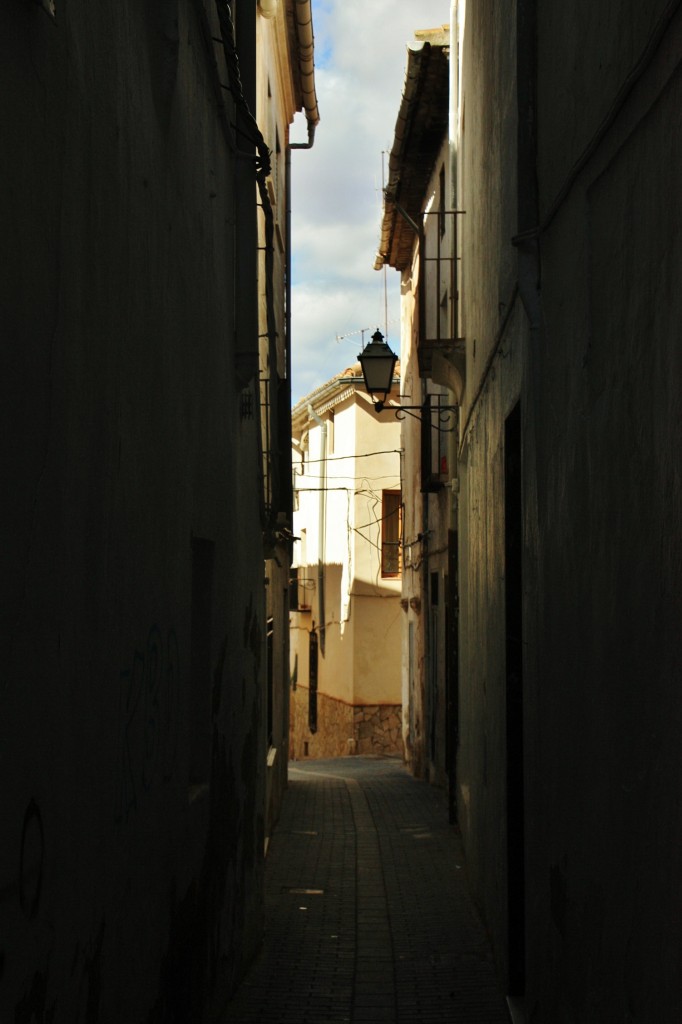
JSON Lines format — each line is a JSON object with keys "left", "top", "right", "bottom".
{"left": 357, "top": 329, "right": 398, "bottom": 411}
{"left": 358, "top": 328, "right": 458, "bottom": 430}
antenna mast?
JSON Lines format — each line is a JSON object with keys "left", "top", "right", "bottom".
{"left": 382, "top": 150, "right": 389, "bottom": 336}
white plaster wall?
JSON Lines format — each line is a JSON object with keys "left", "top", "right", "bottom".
{"left": 290, "top": 389, "right": 402, "bottom": 719}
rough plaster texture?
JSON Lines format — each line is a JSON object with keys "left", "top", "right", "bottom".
{"left": 536, "top": 0, "right": 674, "bottom": 210}
{"left": 457, "top": 309, "right": 524, "bottom": 977}
{"left": 396, "top": 139, "right": 459, "bottom": 789}
{"left": 524, "top": 20, "right": 682, "bottom": 1018}
{"left": 398, "top": 277, "right": 426, "bottom": 776}
{"left": 457, "top": 0, "right": 518, "bottom": 421}
{"left": 1, "top": 1, "right": 269, "bottom": 1020}
{"left": 456, "top": 0, "right": 682, "bottom": 1019}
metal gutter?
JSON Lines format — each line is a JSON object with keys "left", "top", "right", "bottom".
{"left": 292, "top": 0, "right": 320, "bottom": 143}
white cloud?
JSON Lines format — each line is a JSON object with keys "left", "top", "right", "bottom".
{"left": 293, "top": 219, "right": 382, "bottom": 286}
{"left": 290, "top": 0, "right": 451, "bottom": 403}
{"left": 291, "top": 276, "right": 402, "bottom": 405}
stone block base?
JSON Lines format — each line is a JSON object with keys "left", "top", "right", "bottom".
{"left": 290, "top": 686, "right": 404, "bottom": 761}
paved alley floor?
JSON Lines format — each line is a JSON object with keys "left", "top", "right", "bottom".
{"left": 224, "top": 757, "right": 510, "bottom": 1024}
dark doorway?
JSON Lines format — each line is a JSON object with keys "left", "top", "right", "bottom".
{"left": 505, "top": 402, "right": 525, "bottom": 997}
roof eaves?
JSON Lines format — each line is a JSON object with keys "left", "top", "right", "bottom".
{"left": 374, "top": 42, "right": 427, "bottom": 271}
{"left": 375, "top": 39, "right": 450, "bottom": 272}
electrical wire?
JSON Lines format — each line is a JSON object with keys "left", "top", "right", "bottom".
{"left": 301, "top": 449, "right": 403, "bottom": 465}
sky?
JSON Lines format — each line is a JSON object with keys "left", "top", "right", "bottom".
{"left": 288, "top": 0, "right": 451, "bottom": 406}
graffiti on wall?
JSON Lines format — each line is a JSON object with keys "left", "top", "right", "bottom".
{"left": 115, "top": 626, "right": 179, "bottom": 823}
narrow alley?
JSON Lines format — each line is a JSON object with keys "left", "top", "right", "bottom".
{"left": 4, "top": 0, "right": 681, "bottom": 1019}
{"left": 224, "top": 757, "right": 510, "bottom": 1024}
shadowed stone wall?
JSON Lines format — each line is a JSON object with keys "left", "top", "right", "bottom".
{"left": 0, "top": 1, "right": 267, "bottom": 1020}
{"left": 456, "top": 0, "right": 682, "bottom": 1017}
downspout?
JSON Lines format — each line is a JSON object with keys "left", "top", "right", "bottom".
{"left": 307, "top": 405, "right": 326, "bottom": 656}
{"left": 280, "top": 150, "right": 295, "bottom": 542}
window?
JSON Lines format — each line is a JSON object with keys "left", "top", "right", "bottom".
{"left": 381, "top": 490, "right": 402, "bottom": 577}
{"left": 289, "top": 565, "right": 314, "bottom": 612}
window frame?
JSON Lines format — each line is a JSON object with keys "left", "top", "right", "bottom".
{"left": 381, "top": 489, "right": 402, "bottom": 578}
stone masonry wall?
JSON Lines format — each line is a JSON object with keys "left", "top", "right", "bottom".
{"left": 290, "top": 686, "right": 404, "bottom": 761}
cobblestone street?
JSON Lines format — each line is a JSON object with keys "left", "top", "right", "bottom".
{"left": 224, "top": 757, "right": 510, "bottom": 1023}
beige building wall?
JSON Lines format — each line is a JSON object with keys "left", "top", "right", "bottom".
{"left": 290, "top": 373, "right": 404, "bottom": 759}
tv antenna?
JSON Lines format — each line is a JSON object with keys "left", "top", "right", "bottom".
{"left": 335, "top": 320, "right": 398, "bottom": 347}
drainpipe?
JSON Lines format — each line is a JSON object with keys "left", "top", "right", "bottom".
{"left": 307, "top": 405, "right": 327, "bottom": 655}
{"left": 283, "top": 143, "right": 295, "bottom": 534}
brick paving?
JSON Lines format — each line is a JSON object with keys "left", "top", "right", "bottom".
{"left": 223, "top": 757, "right": 510, "bottom": 1023}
